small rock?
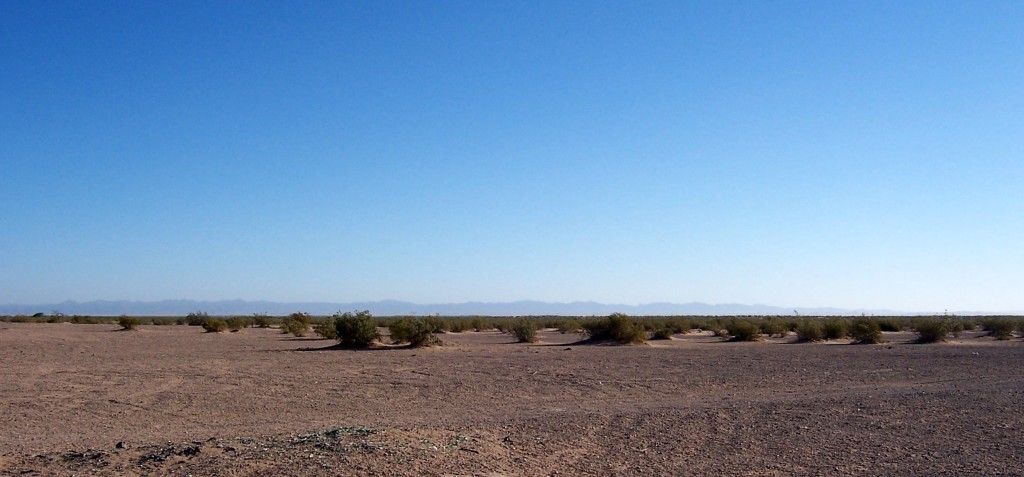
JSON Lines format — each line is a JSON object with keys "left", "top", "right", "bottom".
{"left": 115, "top": 442, "right": 126, "bottom": 449}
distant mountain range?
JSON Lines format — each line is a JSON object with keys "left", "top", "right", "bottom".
{"left": 0, "top": 299, "right": 998, "bottom": 317}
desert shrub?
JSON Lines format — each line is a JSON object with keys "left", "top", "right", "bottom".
{"left": 226, "top": 316, "right": 250, "bottom": 332}
{"left": 424, "top": 317, "right": 449, "bottom": 333}
{"left": 281, "top": 312, "right": 311, "bottom": 337}
{"left": 202, "top": 319, "right": 228, "bottom": 333}
{"left": 875, "top": 318, "right": 905, "bottom": 332}
{"left": 850, "top": 318, "right": 883, "bottom": 344}
{"left": 915, "top": 319, "right": 949, "bottom": 343}
{"left": 448, "top": 320, "right": 470, "bottom": 333}
{"left": 186, "top": 311, "right": 209, "bottom": 326}
{"left": 313, "top": 319, "right": 337, "bottom": 340}
{"left": 666, "top": 318, "right": 692, "bottom": 334}
{"left": 726, "top": 320, "right": 762, "bottom": 342}
{"left": 150, "top": 318, "right": 174, "bottom": 326}
{"left": 70, "top": 315, "right": 101, "bottom": 324}
{"left": 493, "top": 320, "right": 510, "bottom": 333}
{"left": 759, "top": 319, "right": 789, "bottom": 338}
{"left": 252, "top": 313, "right": 271, "bottom": 328}
{"left": 823, "top": 319, "right": 850, "bottom": 340}
{"left": 651, "top": 327, "right": 674, "bottom": 340}
{"left": 556, "top": 320, "right": 581, "bottom": 334}
{"left": 1019, "top": 320, "right": 1024, "bottom": 337}
{"left": 796, "top": 320, "right": 825, "bottom": 342}
{"left": 949, "top": 320, "right": 965, "bottom": 338}
{"left": 389, "top": 318, "right": 440, "bottom": 347}
{"left": 469, "top": 318, "right": 491, "bottom": 331}
{"left": 511, "top": 319, "right": 538, "bottom": 343}
{"left": 118, "top": 316, "right": 141, "bottom": 330}
{"left": 334, "top": 310, "right": 379, "bottom": 348}
{"left": 581, "top": 313, "right": 647, "bottom": 344}
{"left": 982, "top": 318, "right": 1015, "bottom": 340}
{"left": 960, "top": 320, "right": 977, "bottom": 331}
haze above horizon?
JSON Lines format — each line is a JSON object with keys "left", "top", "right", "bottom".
{"left": 2, "top": 2, "right": 1021, "bottom": 313}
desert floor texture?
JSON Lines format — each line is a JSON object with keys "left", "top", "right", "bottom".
{"left": 1, "top": 322, "right": 1022, "bottom": 476}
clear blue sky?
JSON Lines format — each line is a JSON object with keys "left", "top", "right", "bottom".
{"left": 2, "top": 1, "right": 1022, "bottom": 312}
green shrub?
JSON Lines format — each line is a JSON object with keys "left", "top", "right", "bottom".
{"left": 334, "top": 310, "right": 379, "bottom": 348}
{"left": 313, "top": 319, "right": 337, "bottom": 340}
{"left": 796, "top": 320, "right": 825, "bottom": 342}
{"left": 150, "top": 318, "right": 175, "bottom": 326}
{"left": 876, "top": 318, "right": 905, "bottom": 332}
{"left": 118, "top": 316, "right": 141, "bottom": 330}
{"left": 850, "top": 318, "right": 883, "bottom": 344}
{"left": 511, "top": 319, "right": 538, "bottom": 343}
{"left": 666, "top": 318, "right": 692, "bottom": 334}
{"left": 915, "top": 319, "right": 949, "bottom": 343}
{"left": 281, "top": 312, "right": 311, "bottom": 337}
{"left": 425, "top": 317, "right": 449, "bottom": 333}
{"left": 252, "top": 313, "right": 271, "bottom": 328}
{"left": 726, "top": 320, "right": 762, "bottom": 342}
{"left": 448, "top": 320, "right": 470, "bottom": 333}
{"left": 823, "top": 319, "right": 850, "bottom": 340}
{"left": 186, "top": 311, "right": 209, "bottom": 326}
{"left": 226, "top": 316, "right": 250, "bottom": 332}
{"left": 982, "top": 319, "right": 1015, "bottom": 340}
{"left": 556, "top": 320, "right": 581, "bottom": 334}
{"left": 760, "top": 319, "right": 789, "bottom": 338}
{"left": 581, "top": 313, "right": 646, "bottom": 344}
{"left": 389, "top": 318, "right": 440, "bottom": 347}
{"left": 70, "top": 315, "right": 101, "bottom": 324}
{"left": 202, "top": 319, "right": 228, "bottom": 333}
{"left": 651, "top": 327, "right": 674, "bottom": 340}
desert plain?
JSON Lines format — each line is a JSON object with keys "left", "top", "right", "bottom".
{"left": 1, "top": 321, "right": 1022, "bottom": 476}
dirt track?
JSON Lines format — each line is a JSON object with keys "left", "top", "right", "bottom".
{"left": 1, "top": 322, "right": 1022, "bottom": 476}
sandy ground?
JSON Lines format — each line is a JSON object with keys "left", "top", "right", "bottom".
{"left": 1, "top": 322, "right": 1022, "bottom": 476}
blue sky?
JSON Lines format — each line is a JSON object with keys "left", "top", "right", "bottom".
{"left": 2, "top": 1, "right": 1022, "bottom": 312}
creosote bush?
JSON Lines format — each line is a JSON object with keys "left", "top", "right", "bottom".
{"left": 511, "top": 319, "right": 539, "bottom": 343}
{"left": 796, "top": 320, "right": 825, "bottom": 342}
{"left": 118, "top": 316, "right": 141, "bottom": 330}
{"left": 982, "top": 319, "right": 1016, "bottom": 340}
{"left": 313, "top": 319, "right": 337, "bottom": 340}
{"left": 556, "top": 320, "right": 581, "bottom": 334}
{"left": 186, "top": 311, "right": 209, "bottom": 326}
{"left": 760, "top": 319, "right": 789, "bottom": 338}
{"left": 252, "top": 313, "right": 271, "bottom": 328}
{"left": 581, "top": 313, "right": 647, "bottom": 344}
{"left": 650, "top": 327, "right": 674, "bottom": 340}
{"left": 823, "top": 319, "right": 850, "bottom": 340}
{"left": 281, "top": 312, "right": 311, "bottom": 337}
{"left": 334, "top": 310, "right": 379, "bottom": 348}
{"left": 850, "top": 318, "right": 883, "bottom": 344}
{"left": 202, "top": 319, "right": 228, "bottom": 333}
{"left": 389, "top": 318, "right": 440, "bottom": 347}
{"left": 226, "top": 316, "right": 250, "bottom": 332}
{"left": 726, "top": 320, "right": 762, "bottom": 341}
{"left": 915, "top": 319, "right": 949, "bottom": 343}
{"left": 875, "top": 318, "right": 905, "bottom": 332}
